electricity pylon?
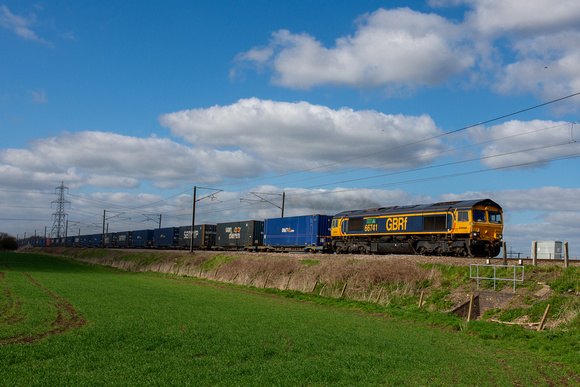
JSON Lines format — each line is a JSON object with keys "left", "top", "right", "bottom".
{"left": 51, "top": 181, "right": 70, "bottom": 238}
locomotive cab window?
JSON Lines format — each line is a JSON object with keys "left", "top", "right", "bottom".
{"left": 457, "top": 211, "right": 469, "bottom": 222}
{"left": 489, "top": 211, "right": 502, "bottom": 224}
{"left": 473, "top": 210, "right": 486, "bottom": 222}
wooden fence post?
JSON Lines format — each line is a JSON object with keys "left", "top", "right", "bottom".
{"left": 418, "top": 291, "right": 424, "bottom": 308}
{"left": 339, "top": 282, "right": 348, "bottom": 298}
{"left": 467, "top": 294, "right": 474, "bottom": 322}
{"left": 375, "top": 287, "right": 384, "bottom": 303}
{"left": 538, "top": 304, "right": 551, "bottom": 331}
{"left": 263, "top": 272, "right": 271, "bottom": 289}
{"left": 564, "top": 242, "right": 569, "bottom": 269}
{"left": 532, "top": 241, "right": 538, "bottom": 266}
{"left": 311, "top": 279, "right": 318, "bottom": 293}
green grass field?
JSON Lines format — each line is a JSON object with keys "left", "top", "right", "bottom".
{"left": 1, "top": 252, "right": 579, "bottom": 386}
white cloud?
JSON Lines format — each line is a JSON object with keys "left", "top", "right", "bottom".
{"left": 465, "top": 0, "right": 580, "bottom": 36}
{"left": 457, "top": 0, "right": 580, "bottom": 104}
{"left": 0, "top": 5, "right": 51, "bottom": 45}
{"left": 493, "top": 31, "right": 580, "bottom": 104}
{"left": 86, "top": 175, "right": 140, "bottom": 189}
{"left": 29, "top": 88, "right": 48, "bottom": 104}
{"left": 232, "top": 2, "right": 580, "bottom": 110}
{"left": 159, "top": 98, "right": 446, "bottom": 172}
{"left": 542, "top": 212, "right": 580, "bottom": 230}
{"left": 471, "top": 120, "right": 579, "bottom": 169}
{"left": 0, "top": 131, "right": 265, "bottom": 189}
{"left": 234, "top": 8, "right": 474, "bottom": 90}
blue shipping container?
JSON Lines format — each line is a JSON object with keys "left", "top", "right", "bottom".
{"left": 81, "top": 235, "right": 91, "bottom": 247}
{"left": 263, "top": 214, "right": 332, "bottom": 248}
{"left": 92, "top": 234, "right": 103, "bottom": 247}
{"left": 132, "top": 229, "right": 154, "bottom": 247}
{"left": 153, "top": 227, "right": 179, "bottom": 247}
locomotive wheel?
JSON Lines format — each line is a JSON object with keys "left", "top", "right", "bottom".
{"left": 467, "top": 244, "right": 486, "bottom": 258}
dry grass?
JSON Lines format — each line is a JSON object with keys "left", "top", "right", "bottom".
{"left": 35, "top": 249, "right": 437, "bottom": 302}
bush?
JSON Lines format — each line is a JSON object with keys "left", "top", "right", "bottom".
{"left": 0, "top": 233, "right": 18, "bottom": 251}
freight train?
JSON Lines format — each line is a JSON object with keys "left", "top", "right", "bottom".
{"left": 18, "top": 198, "right": 503, "bottom": 257}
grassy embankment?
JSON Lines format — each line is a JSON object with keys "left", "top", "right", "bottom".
{"left": 45, "top": 247, "right": 580, "bottom": 330}
{"left": 1, "top": 250, "right": 579, "bottom": 385}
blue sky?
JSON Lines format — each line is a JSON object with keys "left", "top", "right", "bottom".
{"left": 1, "top": 0, "right": 579, "bottom": 257}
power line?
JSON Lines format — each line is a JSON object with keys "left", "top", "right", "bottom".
{"left": 213, "top": 92, "right": 580, "bottom": 188}
{"left": 305, "top": 132, "right": 579, "bottom": 189}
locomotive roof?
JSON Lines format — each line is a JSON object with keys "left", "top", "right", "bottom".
{"left": 334, "top": 198, "right": 501, "bottom": 218}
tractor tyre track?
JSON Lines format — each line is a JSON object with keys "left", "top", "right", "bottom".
{"left": 0, "top": 265, "right": 87, "bottom": 346}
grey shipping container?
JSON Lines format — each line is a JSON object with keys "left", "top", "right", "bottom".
{"left": 216, "top": 220, "right": 264, "bottom": 249}
{"left": 179, "top": 224, "right": 217, "bottom": 249}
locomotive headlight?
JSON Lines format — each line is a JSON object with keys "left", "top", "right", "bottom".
{"left": 471, "top": 231, "right": 480, "bottom": 237}
{"left": 496, "top": 234, "right": 503, "bottom": 239}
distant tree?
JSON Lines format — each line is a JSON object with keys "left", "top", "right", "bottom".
{"left": 0, "top": 232, "right": 18, "bottom": 251}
